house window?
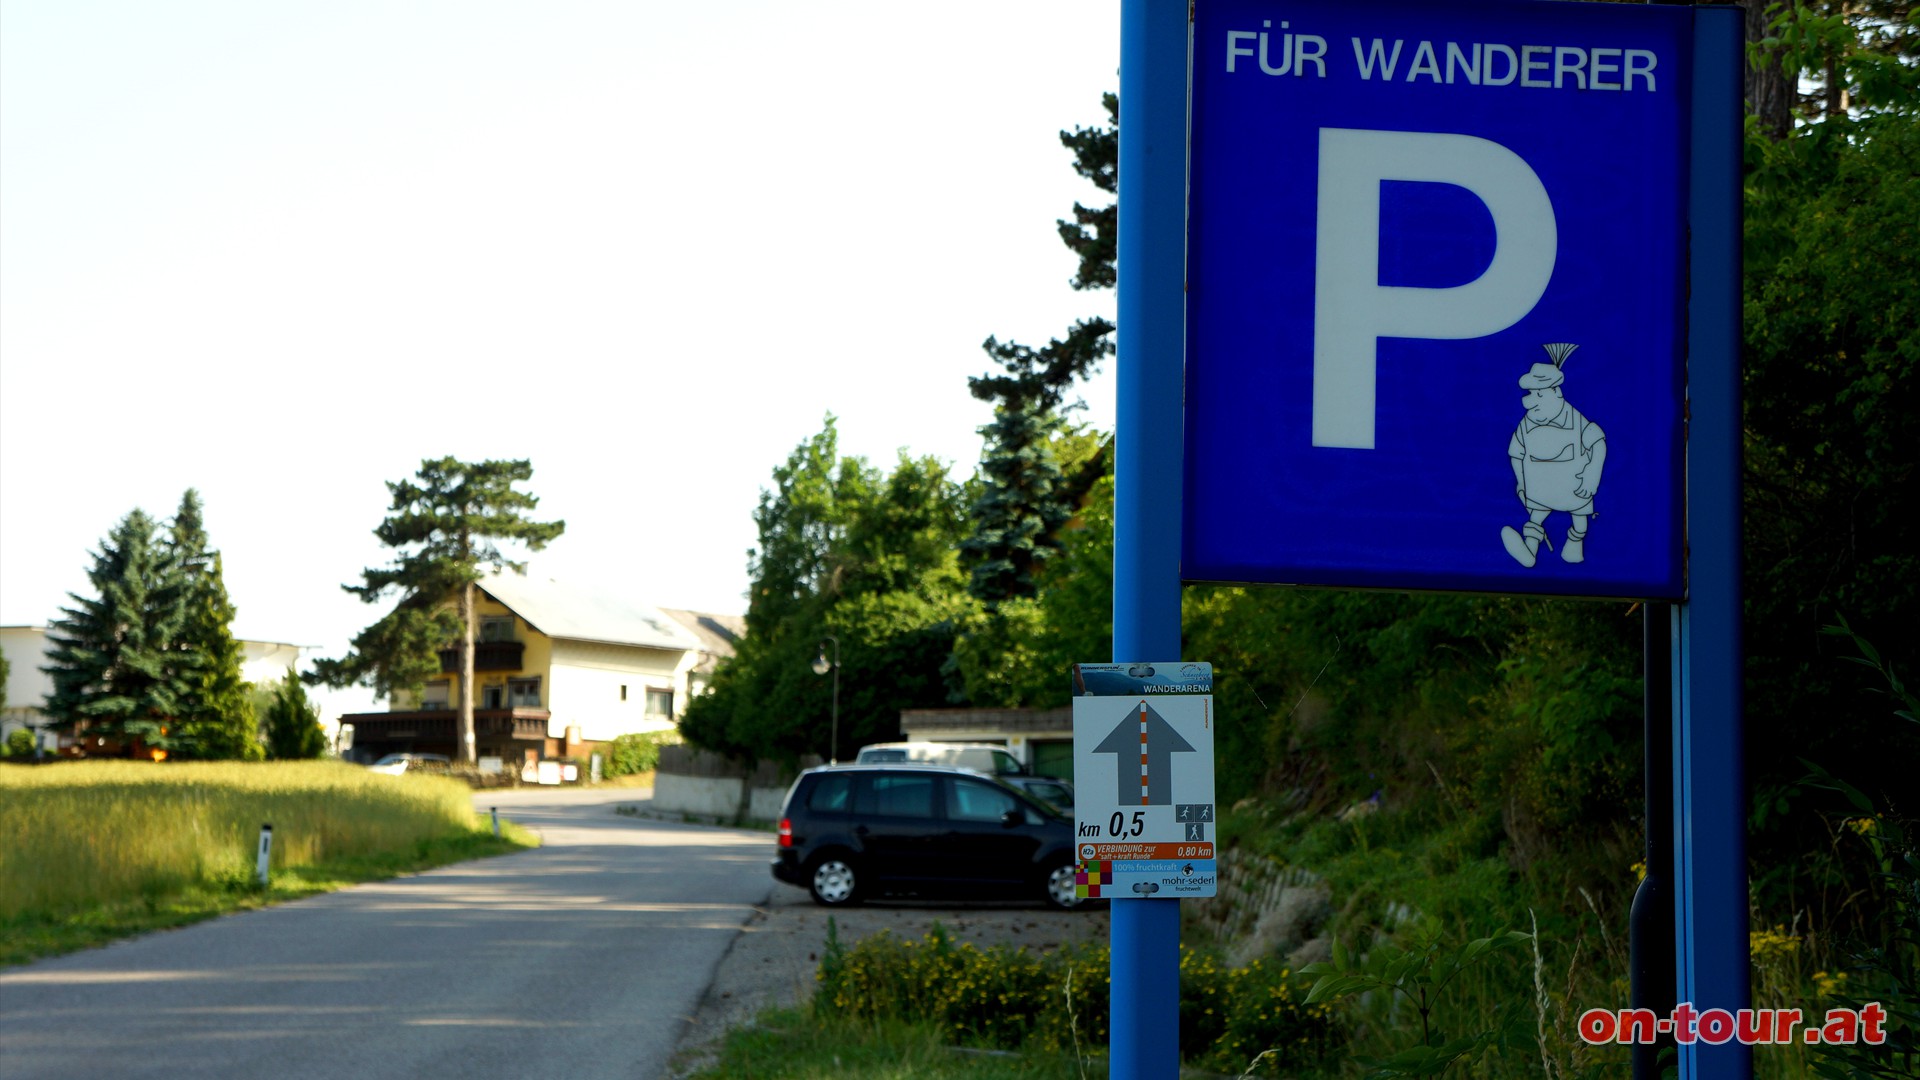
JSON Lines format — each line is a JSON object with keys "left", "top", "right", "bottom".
{"left": 480, "top": 616, "right": 515, "bottom": 643}
{"left": 482, "top": 685, "right": 504, "bottom": 709}
{"left": 420, "top": 681, "right": 451, "bottom": 709}
{"left": 620, "top": 685, "right": 628, "bottom": 702}
{"left": 645, "top": 688, "right": 673, "bottom": 719}
{"left": 508, "top": 677, "right": 541, "bottom": 708}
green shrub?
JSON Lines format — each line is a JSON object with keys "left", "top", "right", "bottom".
{"left": 2, "top": 729, "right": 35, "bottom": 759}
{"left": 814, "top": 922, "right": 1339, "bottom": 1074}
{"left": 604, "top": 732, "right": 662, "bottom": 777}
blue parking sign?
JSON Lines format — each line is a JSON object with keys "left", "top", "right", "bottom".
{"left": 1183, "top": 0, "right": 1691, "bottom": 599}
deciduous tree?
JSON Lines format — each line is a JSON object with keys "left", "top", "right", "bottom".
{"left": 310, "top": 458, "right": 564, "bottom": 764}
{"left": 682, "top": 420, "right": 970, "bottom": 763}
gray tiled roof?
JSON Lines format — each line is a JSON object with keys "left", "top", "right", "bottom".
{"left": 478, "top": 572, "right": 704, "bottom": 652}
{"left": 659, "top": 609, "right": 744, "bottom": 658}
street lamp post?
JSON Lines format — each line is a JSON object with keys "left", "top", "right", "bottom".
{"left": 811, "top": 634, "right": 840, "bottom": 764}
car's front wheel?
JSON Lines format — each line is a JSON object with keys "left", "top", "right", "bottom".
{"left": 808, "top": 855, "right": 862, "bottom": 906}
{"left": 1042, "top": 860, "right": 1081, "bottom": 910}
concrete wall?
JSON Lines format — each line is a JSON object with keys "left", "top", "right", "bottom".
{"left": 649, "top": 744, "right": 814, "bottom": 823}
{"left": 650, "top": 773, "right": 790, "bottom": 822}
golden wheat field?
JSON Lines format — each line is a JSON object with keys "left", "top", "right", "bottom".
{"left": 0, "top": 760, "right": 483, "bottom": 917}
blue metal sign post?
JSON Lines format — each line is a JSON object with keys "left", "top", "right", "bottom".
{"left": 1674, "top": 9, "right": 1748, "bottom": 1077}
{"left": 1113, "top": 0, "right": 1189, "bottom": 1075}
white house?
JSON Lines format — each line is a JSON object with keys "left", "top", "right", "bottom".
{"left": 336, "top": 573, "right": 741, "bottom": 766}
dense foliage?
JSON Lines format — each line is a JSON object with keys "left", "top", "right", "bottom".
{"left": 681, "top": 419, "right": 971, "bottom": 764}
{"left": 603, "top": 732, "right": 664, "bottom": 777}
{"left": 815, "top": 922, "right": 1338, "bottom": 1076}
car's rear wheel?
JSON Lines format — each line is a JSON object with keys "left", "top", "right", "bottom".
{"left": 808, "top": 855, "right": 861, "bottom": 906}
{"left": 1042, "top": 860, "right": 1080, "bottom": 910}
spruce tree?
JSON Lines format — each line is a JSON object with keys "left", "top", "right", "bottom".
{"left": 42, "top": 510, "right": 196, "bottom": 753}
{"left": 310, "top": 458, "right": 565, "bottom": 764}
{"left": 170, "top": 490, "right": 262, "bottom": 760}
{"left": 264, "top": 669, "right": 327, "bottom": 759}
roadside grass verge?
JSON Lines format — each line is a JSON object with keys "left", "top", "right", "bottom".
{"left": 681, "top": 1008, "right": 1104, "bottom": 1080}
{"left": 0, "top": 760, "right": 538, "bottom": 966}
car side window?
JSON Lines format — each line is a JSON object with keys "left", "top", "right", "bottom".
{"left": 864, "top": 774, "right": 935, "bottom": 819}
{"left": 947, "top": 778, "right": 1019, "bottom": 823}
{"left": 992, "top": 751, "right": 1022, "bottom": 775}
{"left": 807, "top": 773, "right": 852, "bottom": 812}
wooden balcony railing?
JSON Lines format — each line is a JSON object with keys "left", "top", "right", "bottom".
{"left": 341, "top": 708, "right": 550, "bottom": 743}
{"left": 437, "top": 640, "right": 525, "bottom": 674}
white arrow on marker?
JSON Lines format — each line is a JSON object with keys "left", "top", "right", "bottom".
{"left": 1093, "top": 700, "right": 1196, "bottom": 806}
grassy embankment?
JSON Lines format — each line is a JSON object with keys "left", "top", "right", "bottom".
{"left": 0, "top": 759, "right": 537, "bottom": 966}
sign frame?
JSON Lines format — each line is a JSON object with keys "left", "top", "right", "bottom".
{"left": 1182, "top": 0, "right": 1693, "bottom": 602}
{"left": 1071, "top": 662, "right": 1218, "bottom": 900}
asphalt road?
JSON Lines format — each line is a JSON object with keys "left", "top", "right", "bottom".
{"left": 0, "top": 787, "right": 772, "bottom": 1080}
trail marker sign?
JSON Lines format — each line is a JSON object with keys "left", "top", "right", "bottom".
{"left": 1071, "top": 663, "right": 1216, "bottom": 899}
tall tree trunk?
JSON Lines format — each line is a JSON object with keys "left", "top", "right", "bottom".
{"left": 459, "top": 580, "right": 477, "bottom": 765}
{"left": 1746, "top": 0, "right": 1794, "bottom": 138}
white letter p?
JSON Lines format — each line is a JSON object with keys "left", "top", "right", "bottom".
{"left": 1311, "top": 128, "right": 1556, "bottom": 449}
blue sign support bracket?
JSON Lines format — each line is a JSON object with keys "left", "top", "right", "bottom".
{"left": 1113, "top": 0, "right": 1189, "bottom": 1076}
{"left": 1674, "top": 7, "right": 1748, "bottom": 1077}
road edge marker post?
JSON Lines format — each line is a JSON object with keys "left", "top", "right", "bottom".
{"left": 256, "top": 823, "right": 273, "bottom": 887}
{"left": 1114, "top": 0, "right": 1189, "bottom": 1076}
{"left": 1675, "top": 7, "right": 1749, "bottom": 1077}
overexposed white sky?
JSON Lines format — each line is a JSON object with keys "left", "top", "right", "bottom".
{"left": 0, "top": 1, "right": 1120, "bottom": 713}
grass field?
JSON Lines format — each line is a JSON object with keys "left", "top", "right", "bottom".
{"left": 0, "top": 759, "right": 536, "bottom": 965}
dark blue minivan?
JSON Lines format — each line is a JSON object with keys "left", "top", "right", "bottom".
{"left": 771, "top": 764, "right": 1083, "bottom": 909}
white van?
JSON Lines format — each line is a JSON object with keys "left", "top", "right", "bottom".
{"left": 854, "top": 741, "right": 1026, "bottom": 777}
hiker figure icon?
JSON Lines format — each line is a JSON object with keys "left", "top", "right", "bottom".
{"left": 1502, "top": 343, "right": 1608, "bottom": 567}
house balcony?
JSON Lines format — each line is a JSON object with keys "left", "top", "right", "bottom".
{"left": 341, "top": 708, "right": 551, "bottom": 744}
{"left": 438, "top": 640, "right": 525, "bottom": 673}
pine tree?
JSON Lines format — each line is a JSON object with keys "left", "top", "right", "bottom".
{"left": 310, "top": 458, "right": 565, "bottom": 764}
{"left": 42, "top": 510, "right": 196, "bottom": 754}
{"left": 170, "top": 490, "right": 262, "bottom": 760}
{"left": 963, "top": 96, "right": 1118, "bottom": 606}
{"left": 264, "top": 669, "right": 327, "bottom": 759}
